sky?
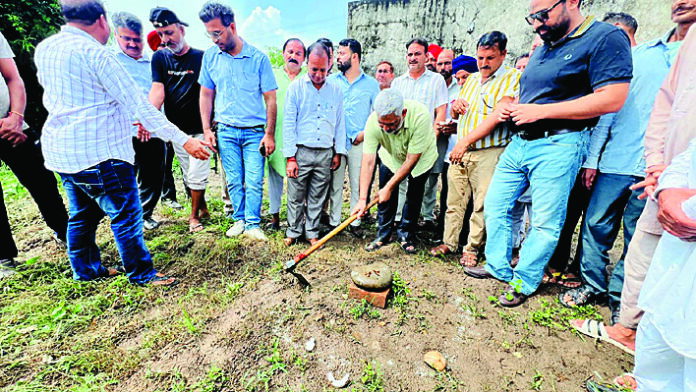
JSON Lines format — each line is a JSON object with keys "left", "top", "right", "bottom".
{"left": 104, "top": 0, "right": 351, "bottom": 53}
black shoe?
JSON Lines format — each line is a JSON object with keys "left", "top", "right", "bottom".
{"left": 462, "top": 265, "right": 495, "bottom": 279}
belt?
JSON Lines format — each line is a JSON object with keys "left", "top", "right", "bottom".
{"left": 516, "top": 128, "right": 580, "bottom": 141}
{"left": 233, "top": 124, "right": 265, "bottom": 130}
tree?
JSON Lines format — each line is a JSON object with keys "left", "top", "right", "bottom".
{"left": 0, "top": 0, "right": 62, "bottom": 132}
{"left": 266, "top": 47, "right": 284, "bottom": 69}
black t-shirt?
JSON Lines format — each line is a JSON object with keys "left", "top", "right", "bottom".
{"left": 151, "top": 48, "right": 204, "bottom": 135}
{"left": 519, "top": 18, "right": 633, "bottom": 131}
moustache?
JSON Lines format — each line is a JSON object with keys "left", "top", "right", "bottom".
{"left": 288, "top": 58, "right": 299, "bottom": 64}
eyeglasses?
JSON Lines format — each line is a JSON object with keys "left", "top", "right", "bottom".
{"left": 205, "top": 30, "right": 226, "bottom": 40}
{"left": 525, "top": 0, "right": 564, "bottom": 25}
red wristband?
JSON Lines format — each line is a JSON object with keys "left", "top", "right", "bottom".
{"left": 288, "top": 157, "right": 297, "bottom": 163}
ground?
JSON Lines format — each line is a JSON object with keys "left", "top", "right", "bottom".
{"left": 0, "top": 162, "right": 634, "bottom": 392}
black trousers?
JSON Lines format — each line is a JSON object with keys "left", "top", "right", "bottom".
{"left": 377, "top": 164, "right": 431, "bottom": 242}
{"left": 547, "top": 173, "right": 590, "bottom": 275}
{"left": 0, "top": 139, "right": 68, "bottom": 259}
{"left": 161, "top": 141, "right": 177, "bottom": 201}
{"left": 132, "top": 137, "right": 166, "bottom": 219}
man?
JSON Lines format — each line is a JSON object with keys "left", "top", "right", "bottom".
{"left": 632, "top": 133, "right": 696, "bottom": 391}
{"left": 515, "top": 53, "right": 530, "bottom": 71}
{"left": 463, "top": 0, "right": 632, "bottom": 307}
{"left": 198, "top": 1, "right": 277, "bottom": 241}
{"left": 426, "top": 43, "right": 443, "bottom": 72}
{"left": 317, "top": 37, "right": 334, "bottom": 74}
{"left": 430, "top": 32, "right": 521, "bottom": 269}
{"left": 283, "top": 42, "right": 346, "bottom": 246}
{"left": 603, "top": 12, "right": 638, "bottom": 47}
{"left": 375, "top": 61, "right": 395, "bottom": 90}
{"left": 327, "top": 38, "right": 379, "bottom": 237}
{"left": 452, "top": 54, "right": 478, "bottom": 86}
{"left": 112, "top": 12, "right": 165, "bottom": 231}
{"left": 419, "top": 48, "right": 458, "bottom": 234}
{"left": 149, "top": 7, "right": 209, "bottom": 233}
{"left": 391, "top": 37, "right": 448, "bottom": 224}
{"left": 266, "top": 38, "right": 306, "bottom": 232}
{"left": 35, "top": 0, "right": 211, "bottom": 286}
{"left": 352, "top": 89, "right": 437, "bottom": 254}
{"left": 0, "top": 31, "right": 68, "bottom": 278}
{"left": 572, "top": 2, "right": 696, "bottom": 357}
{"left": 561, "top": 7, "right": 688, "bottom": 317}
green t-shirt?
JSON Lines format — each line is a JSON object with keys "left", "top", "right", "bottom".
{"left": 363, "top": 100, "right": 437, "bottom": 178}
{"left": 268, "top": 67, "right": 306, "bottom": 177}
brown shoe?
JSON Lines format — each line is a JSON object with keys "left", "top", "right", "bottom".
{"left": 462, "top": 265, "right": 495, "bottom": 279}
{"left": 430, "top": 244, "right": 452, "bottom": 257}
{"left": 499, "top": 286, "right": 528, "bottom": 307}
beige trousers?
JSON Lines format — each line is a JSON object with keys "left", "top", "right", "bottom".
{"left": 619, "top": 227, "right": 661, "bottom": 329}
{"left": 443, "top": 147, "right": 504, "bottom": 252}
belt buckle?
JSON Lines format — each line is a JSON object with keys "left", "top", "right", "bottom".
{"left": 518, "top": 130, "right": 529, "bottom": 140}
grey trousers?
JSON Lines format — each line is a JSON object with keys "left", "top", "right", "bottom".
{"left": 286, "top": 146, "right": 333, "bottom": 239}
{"left": 328, "top": 142, "right": 363, "bottom": 227}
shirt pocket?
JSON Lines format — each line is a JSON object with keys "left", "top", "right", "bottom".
{"left": 239, "top": 69, "right": 259, "bottom": 93}
{"left": 318, "top": 102, "right": 338, "bottom": 127}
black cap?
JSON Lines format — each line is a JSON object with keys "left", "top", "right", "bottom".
{"left": 149, "top": 7, "right": 188, "bottom": 28}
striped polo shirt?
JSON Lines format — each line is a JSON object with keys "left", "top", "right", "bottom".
{"left": 456, "top": 65, "right": 520, "bottom": 149}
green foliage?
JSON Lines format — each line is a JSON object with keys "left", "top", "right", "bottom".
{"left": 349, "top": 299, "right": 381, "bottom": 320}
{"left": 529, "top": 298, "right": 603, "bottom": 331}
{"left": 351, "top": 361, "right": 385, "bottom": 392}
{"left": 530, "top": 370, "right": 544, "bottom": 391}
{"left": 0, "top": 0, "right": 63, "bottom": 129}
{"left": 267, "top": 47, "right": 284, "bottom": 68}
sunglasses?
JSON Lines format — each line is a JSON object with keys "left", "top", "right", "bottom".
{"left": 525, "top": 0, "right": 564, "bottom": 25}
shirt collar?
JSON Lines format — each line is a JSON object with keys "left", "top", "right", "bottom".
{"left": 649, "top": 28, "right": 678, "bottom": 48}
{"left": 405, "top": 69, "right": 433, "bottom": 81}
{"left": 112, "top": 45, "right": 150, "bottom": 62}
{"left": 337, "top": 69, "right": 366, "bottom": 84}
{"left": 471, "top": 64, "right": 509, "bottom": 85}
{"left": 217, "top": 39, "right": 252, "bottom": 58}
{"left": 548, "top": 15, "right": 596, "bottom": 47}
{"left": 61, "top": 25, "right": 101, "bottom": 44}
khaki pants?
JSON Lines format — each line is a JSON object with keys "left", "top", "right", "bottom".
{"left": 619, "top": 227, "right": 661, "bottom": 329}
{"left": 443, "top": 147, "right": 503, "bottom": 252}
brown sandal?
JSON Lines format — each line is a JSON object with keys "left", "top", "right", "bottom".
{"left": 459, "top": 250, "right": 478, "bottom": 267}
{"left": 430, "top": 244, "right": 452, "bottom": 257}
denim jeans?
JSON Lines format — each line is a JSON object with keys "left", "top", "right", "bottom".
{"left": 218, "top": 124, "right": 265, "bottom": 230}
{"left": 484, "top": 132, "right": 588, "bottom": 295}
{"left": 377, "top": 164, "right": 430, "bottom": 242}
{"left": 59, "top": 160, "right": 157, "bottom": 283}
{"left": 580, "top": 173, "right": 646, "bottom": 310}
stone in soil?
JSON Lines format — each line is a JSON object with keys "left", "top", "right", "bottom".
{"left": 423, "top": 350, "right": 447, "bottom": 372}
{"left": 351, "top": 262, "right": 392, "bottom": 290}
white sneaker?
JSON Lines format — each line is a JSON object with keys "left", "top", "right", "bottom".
{"left": 226, "top": 220, "right": 245, "bottom": 237}
{"left": 243, "top": 228, "right": 267, "bottom": 241}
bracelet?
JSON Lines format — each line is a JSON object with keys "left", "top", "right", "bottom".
{"left": 9, "top": 111, "right": 24, "bottom": 118}
{"left": 287, "top": 157, "right": 297, "bottom": 162}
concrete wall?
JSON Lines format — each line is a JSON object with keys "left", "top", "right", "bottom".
{"left": 348, "top": 0, "right": 674, "bottom": 74}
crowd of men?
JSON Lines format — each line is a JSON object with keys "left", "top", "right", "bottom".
{"left": 1, "top": 0, "right": 695, "bottom": 390}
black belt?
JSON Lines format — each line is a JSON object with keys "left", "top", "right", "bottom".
{"left": 235, "top": 124, "right": 265, "bottom": 130}
{"left": 516, "top": 128, "right": 581, "bottom": 141}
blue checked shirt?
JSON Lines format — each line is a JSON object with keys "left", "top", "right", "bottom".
{"left": 583, "top": 30, "right": 683, "bottom": 177}
{"left": 329, "top": 71, "right": 379, "bottom": 151}
{"left": 283, "top": 74, "right": 347, "bottom": 157}
{"left": 35, "top": 26, "right": 190, "bottom": 174}
{"left": 198, "top": 40, "right": 277, "bottom": 128}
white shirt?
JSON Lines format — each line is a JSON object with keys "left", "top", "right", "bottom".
{"left": 391, "top": 69, "right": 448, "bottom": 118}
{"left": 642, "top": 134, "right": 696, "bottom": 359}
{"left": 35, "top": 26, "right": 189, "bottom": 174}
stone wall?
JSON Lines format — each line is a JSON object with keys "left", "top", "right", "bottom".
{"left": 348, "top": 0, "right": 674, "bottom": 73}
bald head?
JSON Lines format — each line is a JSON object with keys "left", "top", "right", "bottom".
{"left": 436, "top": 49, "right": 455, "bottom": 82}
{"left": 62, "top": 0, "right": 106, "bottom": 25}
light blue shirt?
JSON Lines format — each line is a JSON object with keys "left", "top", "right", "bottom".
{"left": 114, "top": 47, "right": 152, "bottom": 136}
{"left": 584, "top": 30, "right": 682, "bottom": 177}
{"left": 198, "top": 40, "right": 277, "bottom": 128}
{"left": 329, "top": 71, "right": 379, "bottom": 150}
{"left": 283, "top": 74, "right": 347, "bottom": 157}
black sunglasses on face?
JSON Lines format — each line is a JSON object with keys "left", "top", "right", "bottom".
{"left": 525, "top": 0, "right": 564, "bottom": 25}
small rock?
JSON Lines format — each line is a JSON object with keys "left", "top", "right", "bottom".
{"left": 423, "top": 350, "right": 447, "bottom": 372}
{"left": 351, "top": 262, "right": 392, "bottom": 290}
{"left": 327, "top": 371, "right": 350, "bottom": 388}
{"left": 378, "top": 321, "right": 386, "bottom": 327}
{"left": 305, "top": 337, "right": 316, "bottom": 352}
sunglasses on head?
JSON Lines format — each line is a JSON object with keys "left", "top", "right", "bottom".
{"left": 525, "top": 0, "right": 565, "bottom": 25}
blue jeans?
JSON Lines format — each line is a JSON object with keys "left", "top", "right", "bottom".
{"left": 218, "top": 125, "right": 265, "bottom": 230}
{"left": 580, "top": 173, "right": 646, "bottom": 310}
{"left": 484, "top": 132, "right": 588, "bottom": 295}
{"left": 59, "top": 160, "right": 157, "bottom": 284}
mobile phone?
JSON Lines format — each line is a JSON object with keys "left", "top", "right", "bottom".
{"left": 259, "top": 144, "right": 267, "bottom": 157}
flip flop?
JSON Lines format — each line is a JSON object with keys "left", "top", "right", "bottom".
{"left": 189, "top": 223, "right": 204, "bottom": 233}
{"left": 560, "top": 273, "right": 582, "bottom": 288}
{"left": 571, "top": 319, "right": 635, "bottom": 356}
{"left": 613, "top": 373, "right": 636, "bottom": 391}
{"left": 399, "top": 240, "right": 418, "bottom": 255}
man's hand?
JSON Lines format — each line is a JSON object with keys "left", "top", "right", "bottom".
{"left": 497, "top": 101, "right": 515, "bottom": 122}
{"left": 331, "top": 154, "right": 342, "bottom": 171}
{"left": 286, "top": 159, "right": 299, "bottom": 178}
{"left": 183, "top": 138, "right": 212, "bottom": 160}
{"left": 203, "top": 129, "right": 217, "bottom": 153}
{"left": 353, "top": 132, "right": 365, "bottom": 145}
{"left": 582, "top": 168, "right": 597, "bottom": 190}
{"left": 0, "top": 113, "right": 22, "bottom": 136}
{"left": 134, "top": 122, "right": 151, "bottom": 142}
{"left": 352, "top": 199, "right": 367, "bottom": 218}
{"left": 510, "top": 103, "right": 545, "bottom": 125}
{"left": 377, "top": 185, "right": 393, "bottom": 204}
{"left": 448, "top": 139, "right": 469, "bottom": 165}
{"left": 0, "top": 128, "right": 27, "bottom": 147}
{"left": 451, "top": 99, "right": 470, "bottom": 116}
{"left": 658, "top": 188, "right": 696, "bottom": 241}
{"left": 645, "top": 164, "right": 667, "bottom": 179}
{"left": 436, "top": 120, "right": 457, "bottom": 136}
{"left": 260, "top": 133, "right": 275, "bottom": 157}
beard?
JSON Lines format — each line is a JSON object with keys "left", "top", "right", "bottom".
{"left": 439, "top": 69, "right": 452, "bottom": 80}
{"left": 337, "top": 60, "right": 351, "bottom": 73}
{"left": 536, "top": 17, "right": 571, "bottom": 43}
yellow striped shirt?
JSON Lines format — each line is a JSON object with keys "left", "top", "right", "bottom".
{"left": 456, "top": 65, "right": 520, "bottom": 149}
